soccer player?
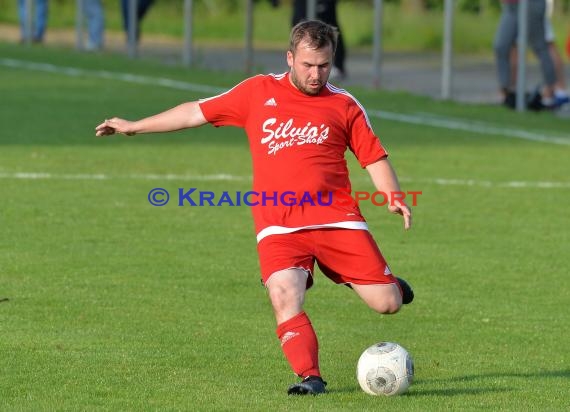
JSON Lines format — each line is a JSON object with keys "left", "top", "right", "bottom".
{"left": 507, "top": 0, "right": 569, "bottom": 107}
{"left": 95, "top": 20, "right": 414, "bottom": 396}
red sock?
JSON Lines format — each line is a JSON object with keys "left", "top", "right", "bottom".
{"left": 276, "top": 311, "right": 320, "bottom": 378}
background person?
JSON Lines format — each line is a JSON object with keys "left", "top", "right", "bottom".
{"left": 509, "top": 0, "right": 569, "bottom": 107}
{"left": 494, "top": 0, "right": 558, "bottom": 108}
{"left": 18, "top": 0, "right": 48, "bottom": 43}
{"left": 120, "top": 0, "right": 155, "bottom": 43}
{"left": 83, "top": 0, "right": 105, "bottom": 51}
{"left": 95, "top": 20, "right": 414, "bottom": 396}
{"left": 543, "top": 0, "right": 568, "bottom": 101}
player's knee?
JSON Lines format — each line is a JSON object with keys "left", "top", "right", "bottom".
{"left": 368, "top": 295, "right": 402, "bottom": 314}
{"left": 267, "top": 281, "right": 304, "bottom": 314}
{"left": 268, "top": 284, "right": 305, "bottom": 323}
{"left": 266, "top": 269, "right": 307, "bottom": 310}
{"left": 366, "top": 293, "right": 402, "bottom": 315}
{"left": 353, "top": 283, "right": 402, "bottom": 314}
{"left": 268, "top": 283, "right": 293, "bottom": 309}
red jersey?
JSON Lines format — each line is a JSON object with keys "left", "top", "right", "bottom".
{"left": 199, "top": 73, "right": 387, "bottom": 241}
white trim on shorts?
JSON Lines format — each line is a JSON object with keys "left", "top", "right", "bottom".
{"left": 256, "top": 221, "right": 369, "bottom": 243}
{"left": 264, "top": 266, "right": 312, "bottom": 288}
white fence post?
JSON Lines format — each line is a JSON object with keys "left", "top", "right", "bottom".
{"left": 127, "top": 0, "right": 138, "bottom": 58}
{"left": 307, "top": 0, "right": 317, "bottom": 20}
{"left": 245, "top": 0, "right": 254, "bottom": 74}
{"left": 182, "top": 0, "right": 194, "bottom": 67}
{"left": 372, "top": 0, "right": 383, "bottom": 89}
{"left": 75, "top": 0, "right": 85, "bottom": 50}
{"left": 24, "top": 0, "right": 33, "bottom": 45}
{"left": 441, "top": 0, "right": 454, "bottom": 99}
{"left": 516, "top": 0, "right": 529, "bottom": 112}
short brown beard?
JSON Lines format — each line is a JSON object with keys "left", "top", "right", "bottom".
{"left": 290, "top": 69, "right": 322, "bottom": 96}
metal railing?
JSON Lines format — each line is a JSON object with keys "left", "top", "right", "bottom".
{"left": 21, "top": 0, "right": 532, "bottom": 110}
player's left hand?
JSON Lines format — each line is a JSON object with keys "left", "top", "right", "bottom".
{"left": 388, "top": 200, "right": 412, "bottom": 230}
{"left": 95, "top": 117, "right": 136, "bottom": 137}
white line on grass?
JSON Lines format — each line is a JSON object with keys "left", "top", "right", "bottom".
{"left": 0, "top": 172, "right": 247, "bottom": 181}
{"left": 0, "top": 58, "right": 224, "bottom": 95}
{"left": 2, "top": 58, "right": 569, "bottom": 146}
{"left": 368, "top": 110, "right": 570, "bottom": 146}
{"left": 1, "top": 171, "right": 568, "bottom": 189}
{"left": 398, "top": 177, "right": 570, "bottom": 189}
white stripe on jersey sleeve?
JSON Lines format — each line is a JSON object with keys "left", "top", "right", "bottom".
{"left": 325, "top": 83, "right": 374, "bottom": 129}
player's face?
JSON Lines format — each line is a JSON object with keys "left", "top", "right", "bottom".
{"left": 287, "top": 40, "right": 333, "bottom": 96}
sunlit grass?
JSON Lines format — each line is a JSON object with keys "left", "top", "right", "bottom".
{"left": 0, "top": 41, "right": 569, "bottom": 411}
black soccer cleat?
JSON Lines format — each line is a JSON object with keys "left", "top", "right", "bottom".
{"left": 287, "top": 375, "right": 327, "bottom": 395}
{"left": 396, "top": 277, "right": 414, "bottom": 304}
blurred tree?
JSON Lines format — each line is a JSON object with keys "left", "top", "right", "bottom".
{"left": 401, "top": 0, "right": 445, "bottom": 11}
{"left": 402, "top": 0, "right": 426, "bottom": 12}
{"left": 488, "top": 0, "right": 502, "bottom": 12}
{"left": 460, "top": 0, "right": 481, "bottom": 14}
{"left": 195, "top": 0, "right": 240, "bottom": 14}
{"left": 424, "top": 0, "right": 444, "bottom": 10}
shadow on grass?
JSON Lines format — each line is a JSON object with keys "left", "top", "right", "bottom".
{"left": 327, "top": 386, "right": 512, "bottom": 396}
{"left": 411, "top": 386, "right": 513, "bottom": 397}
{"left": 325, "top": 387, "right": 364, "bottom": 394}
{"left": 330, "top": 369, "right": 570, "bottom": 397}
{"left": 425, "top": 368, "right": 570, "bottom": 384}
{"left": 409, "top": 369, "right": 570, "bottom": 397}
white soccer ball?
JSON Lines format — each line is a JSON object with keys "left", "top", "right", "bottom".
{"left": 356, "top": 341, "right": 414, "bottom": 396}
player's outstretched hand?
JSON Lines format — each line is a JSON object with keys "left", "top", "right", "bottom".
{"left": 95, "top": 117, "right": 136, "bottom": 137}
{"left": 388, "top": 200, "right": 412, "bottom": 230}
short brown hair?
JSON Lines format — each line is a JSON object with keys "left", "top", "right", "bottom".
{"left": 289, "top": 20, "right": 338, "bottom": 55}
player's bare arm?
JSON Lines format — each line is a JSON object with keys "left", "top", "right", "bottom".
{"left": 365, "top": 158, "right": 412, "bottom": 230}
{"left": 95, "top": 101, "right": 208, "bottom": 137}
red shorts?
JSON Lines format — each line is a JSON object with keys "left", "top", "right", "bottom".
{"left": 257, "top": 228, "right": 397, "bottom": 289}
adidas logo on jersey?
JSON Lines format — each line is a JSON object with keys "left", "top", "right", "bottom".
{"left": 264, "top": 97, "right": 277, "bottom": 107}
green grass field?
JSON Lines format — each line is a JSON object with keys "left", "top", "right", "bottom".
{"left": 1, "top": 41, "right": 569, "bottom": 411}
